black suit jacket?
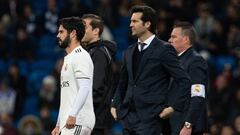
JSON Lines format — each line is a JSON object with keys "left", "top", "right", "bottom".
{"left": 112, "top": 37, "right": 191, "bottom": 124}
{"left": 169, "top": 47, "right": 208, "bottom": 134}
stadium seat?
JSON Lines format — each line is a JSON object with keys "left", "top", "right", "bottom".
{"left": 27, "top": 70, "right": 50, "bottom": 96}
{"left": 22, "top": 96, "right": 39, "bottom": 116}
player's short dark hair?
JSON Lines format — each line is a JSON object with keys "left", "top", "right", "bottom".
{"left": 130, "top": 5, "right": 157, "bottom": 34}
{"left": 173, "top": 21, "right": 198, "bottom": 45}
{"left": 82, "top": 14, "right": 104, "bottom": 36}
{"left": 58, "top": 17, "right": 85, "bottom": 41}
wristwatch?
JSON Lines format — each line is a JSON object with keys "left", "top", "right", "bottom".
{"left": 184, "top": 122, "right": 192, "bottom": 129}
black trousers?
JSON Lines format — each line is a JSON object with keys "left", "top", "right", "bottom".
{"left": 91, "top": 128, "right": 111, "bottom": 135}
{"left": 121, "top": 110, "right": 162, "bottom": 135}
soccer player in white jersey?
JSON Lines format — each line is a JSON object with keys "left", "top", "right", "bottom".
{"left": 51, "top": 17, "right": 95, "bottom": 135}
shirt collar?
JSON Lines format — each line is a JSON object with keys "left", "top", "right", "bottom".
{"left": 138, "top": 35, "right": 155, "bottom": 51}
{"left": 178, "top": 50, "right": 186, "bottom": 56}
{"left": 178, "top": 47, "right": 192, "bottom": 56}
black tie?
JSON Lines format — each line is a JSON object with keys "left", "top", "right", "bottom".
{"left": 138, "top": 42, "right": 146, "bottom": 52}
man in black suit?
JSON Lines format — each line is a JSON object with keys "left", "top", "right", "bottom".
{"left": 168, "top": 21, "right": 208, "bottom": 135}
{"left": 110, "top": 5, "right": 191, "bottom": 135}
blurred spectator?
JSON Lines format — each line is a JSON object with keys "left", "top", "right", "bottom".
{"left": 101, "top": 25, "right": 114, "bottom": 41}
{"left": 39, "top": 75, "right": 58, "bottom": 109}
{"left": 223, "top": 3, "right": 240, "bottom": 34}
{"left": 165, "top": 0, "right": 188, "bottom": 20}
{"left": 43, "top": 0, "right": 58, "bottom": 34}
{"left": 229, "top": 0, "right": 240, "bottom": 6}
{"left": 49, "top": 58, "right": 63, "bottom": 109}
{"left": 8, "top": 0, "right": 19, "bottom": 21}
{"left": 98, "top": 0, "right": 118, "bottom": 27}
{"left": 194, "top": 3, "right": 215, "bottom": 50}
{"left": 220, "top": 125, "right": 235, "bottom": 135}
{"left": 208, "top": 20, "right": 228, "bottom": 55}
{"left": 209, "top": 122, "right": 222, "bottom": 135}
{"left": 208, "top": 73, "right": 233, "bottom": 123}
{"left": 18, "top": 115, "right": 43, "bottom": 135}
{"left": 118, "top": 0, "right": 131, "bottom": 17}
{"left": 227, "top": 88, "right": 240, "bottom": 123}
{"left": 157, "top": 9, "right": 172, "bottom": 41}
{"left": 11, "top": 26, "right": 35, "bottom": 61}
{"left": 0, "top": 77, "right": 16, "bottom": 115}
{"left": 20, "top": 3, "right": 38, "bottom": 35}
{"left": 233, "top": 60, "right": 240, "bottom": 81}
{"left": 0, "top": 21, "right": 11, "bottom": 60}
{"left": 0, "top": 0, "right": 23, "bottom": 22}
{"left": 80, "top": 0, "right": 98, "bottom": 13}
{"left": 0, "top": 113, "right": 18, "bottom": 135}
{"left": 157, "top": 19, "right": 169, "bottom": 41}
{"left": 227, "top": 24, "right": 240, "bottom": 57}
{"left": 7, "top": 62, "right": 27, "bottom": 98}
{"left": 234, "top": 115, "right": 240, "bottom": 134}
{"left": 7, "top": 62, "right": 27, "bottom": 120}
{"left": 142, "top": 0, "right": 166, "bottom": 11}
{"left": 60, "top": 0, "right": 87, "bottom": 17}
{"left": 39, "top": 105, "right": 55, "bottom": 135}
{"left": 1, "top": 14, "right": 15, "bottom": 38}
{"left": 0, "top": 0, "right": 9, "bottom": 17}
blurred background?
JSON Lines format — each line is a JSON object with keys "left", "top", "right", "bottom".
{"left": 0, "top": 0, "right": 240, "bottom": 135}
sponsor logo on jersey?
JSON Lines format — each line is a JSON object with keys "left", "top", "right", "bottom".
{"left": 61, "top": 81, "right": 69, "bottom": 88}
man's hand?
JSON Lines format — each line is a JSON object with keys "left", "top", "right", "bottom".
{"left": 51, "top": 126, "right": 59, "bottom": 135}
{"left": 110, "top": 107, "right": 117, "bottom": 120}
{"left": 65, "top": 116, "right": 76, "bottom": 129}
{"left": 159, "top": 106, "right": 174, "bottom": 119}
{"left": 180, "top": 126, "right": 192, "bottom": 135}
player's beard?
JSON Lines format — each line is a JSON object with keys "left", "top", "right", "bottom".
{"left": 59, "top": 34, "right": 71, "bottom": 49}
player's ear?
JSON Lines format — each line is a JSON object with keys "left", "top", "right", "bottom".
{"left": 70, "top": 29, "right": 77, "bottom": 38}
{"left": 183, "top": 36, "right": 190, "bottom": 44}
{"left": 144, "top": 21, "right": 151, "bottom": 29}
{"left": 93, "top": 28, "right": 99, "bottom": 35}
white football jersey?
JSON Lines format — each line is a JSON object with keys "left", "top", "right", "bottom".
{"left": 58, "top": 46, "right": 95, "bottom": 130}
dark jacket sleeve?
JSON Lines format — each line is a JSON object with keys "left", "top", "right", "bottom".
{"left": 111, "top": 52, "right": 128, "bottom": 108}
{"left": 91, "top": 49, "right": 109, "bottom": 103}
{"left": 185, "top": 57, "right": 208, "bottom": 125}
{"left": 161, "top": 45, "right": 191, "bottom": 111}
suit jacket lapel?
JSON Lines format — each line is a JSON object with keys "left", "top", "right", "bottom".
{"left": 127, "top": 43, "right": 137, "bottom": 81}
{"left": 134, "top": 37, "right": 158, "bottom": 81}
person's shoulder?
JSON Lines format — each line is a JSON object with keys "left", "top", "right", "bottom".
{"left": 153, "top": 38, "right": 175, "bottom": 53}
{"left": 101, "top": 40, "right": 117, "bottom": 55}
{"left": 188, "top": 49, "right": 208, "bottom": 66}
{"left": 191, "top": 49, "right": 206, "bottom": 61}
{"left": 72, "top": 47, "right": 81, "bottom": 54}
{"left": 156, "top": 38, "right": 170, "bottom": 46}
{"left": 153, "top": 37, "right": 172, "bottom": 48}
{"left": 72, "top": 46, "right": 90, "bottom": 58}
{"left": 151, "top": 36, "right": 168, "bottom": 44}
